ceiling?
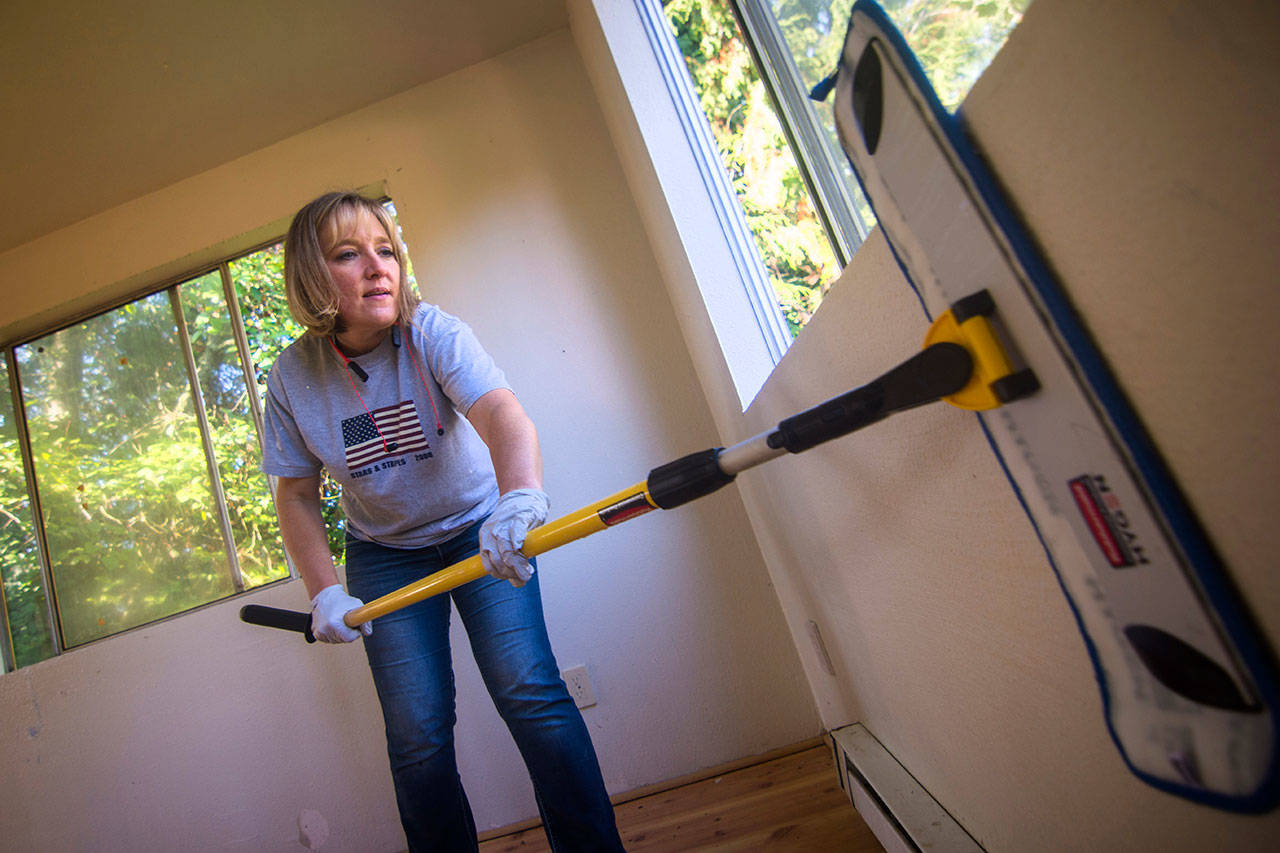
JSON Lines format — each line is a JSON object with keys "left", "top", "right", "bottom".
{"left": 0, "top": 0, "right": 567, "bottom": 254}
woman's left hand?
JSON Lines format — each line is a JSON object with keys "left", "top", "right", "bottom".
{"left": 479, "top": 489, "right": 550, "bottom": 586}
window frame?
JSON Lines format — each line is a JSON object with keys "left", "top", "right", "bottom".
{"left": 639, "top": 0, "right": 796, "bottom": 365}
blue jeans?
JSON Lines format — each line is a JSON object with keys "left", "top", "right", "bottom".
{"left": 345, "top": 522, "right": 625, "bottom": 853}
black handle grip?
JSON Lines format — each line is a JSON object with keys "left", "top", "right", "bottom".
{"left": 769, "top": 342, "right": 973, "bottom": 454}
{"left": 647, "top": 448, "right": 736, "bottom": 510}
{"left": 240, "top": 604, "right": 316, "bottom": 643}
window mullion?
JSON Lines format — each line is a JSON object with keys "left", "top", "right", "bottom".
{"left": 0, "top": 381, "right": 13, "bottom": 671}
{"left": 731, "top": 0, "right": 868, "bottom": 264}
{"left": 220, "top": 264, "right": 296, "bottom": 581}
{"left": 168, "top": 288, "right": 245, "bottom": 593}
{"left": 219, "top": 264, "right": 268, "bottom": 445}
{"left": 5, "top": 349, "right": 64, "bottom": 658}
{"left": 0, "top": 572, "right": 11, "bottom": 672}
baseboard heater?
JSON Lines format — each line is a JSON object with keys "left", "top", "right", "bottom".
{"left": 830, "top": 724, "right": 984, "bottom": 852}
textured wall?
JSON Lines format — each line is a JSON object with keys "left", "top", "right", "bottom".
{"left": 734, "top": 0, "right": 1280, "bottom": 849}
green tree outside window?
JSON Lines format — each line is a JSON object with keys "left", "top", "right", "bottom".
{"left": 663, "top": 0, "right": 1028, "bottom": 335}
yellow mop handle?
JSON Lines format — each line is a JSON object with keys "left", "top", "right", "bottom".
{"left": 343, "top": 482, "right": 655, "bottom": 626}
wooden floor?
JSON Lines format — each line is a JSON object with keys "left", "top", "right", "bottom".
{"left": 479, "top": 744, "right": 883, "bottom": 852}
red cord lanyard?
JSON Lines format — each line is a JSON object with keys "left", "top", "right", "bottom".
{"left": 330, "top": 325, "right": 445, "bottom": 453}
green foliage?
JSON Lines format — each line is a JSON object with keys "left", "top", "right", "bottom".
{"left": 0, "top": 368, "right": 56, "bottom": 667}
{"left": 0, "top": 238, "right": 348, "bottom": 664}
{"left": 182, "top": 270, "right": 286, "bottom": 588}
{"left": 666, "top": 0, "right": 840, "bottom": 336}
{"left": 881, "top": 0, "right": 1029, "bottom": 109}
{"left": 663, "top": 0, "right": 1027, "bottom": 334}
{"left": 15, "top": 292, "right": 238, "bottom": 647}
{"left": 228, "top": 246, "right": 346, "bottom": 560}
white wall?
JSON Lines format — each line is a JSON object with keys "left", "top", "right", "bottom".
{"left": 729, "top": 0, "right": 1280, "bottom": 850}
{"left": 0, "top": 31, "right": 820, "bottom": 850}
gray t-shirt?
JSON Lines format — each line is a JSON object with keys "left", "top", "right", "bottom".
{"left": 262, "top": 302, "right": 509, "bottom": 548}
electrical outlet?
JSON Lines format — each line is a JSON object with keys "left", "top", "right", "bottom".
{"left": 562, "top": 665, "right": 597, "bottom": 709}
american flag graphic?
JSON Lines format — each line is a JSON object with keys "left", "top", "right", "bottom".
{"left": 342, "top": 400, "right": 430, "bottom": 470}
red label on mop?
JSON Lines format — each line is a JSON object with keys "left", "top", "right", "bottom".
{"left": 1069, "top": 475, "right": 1135, "bottom": 567}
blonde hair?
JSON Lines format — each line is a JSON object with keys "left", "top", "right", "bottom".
{"left": 283, "top": 192, "right": 420, "bottom": 337}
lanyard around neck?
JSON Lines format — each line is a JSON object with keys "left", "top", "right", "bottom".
{"left": 330, "top": 326, "right": 446, "bottom": 453}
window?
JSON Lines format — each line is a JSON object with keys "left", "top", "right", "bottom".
{"left": 0, "top": 245, "right": 294, "bottom": 663}
{"left": 226, "top": 243, "right": 346, "bottom": 559}
{"left": 0, "top": 200, "right": 411, "bottom": 669}
{"left": 659, "top": 0, "right": 1028, "bottom": 337}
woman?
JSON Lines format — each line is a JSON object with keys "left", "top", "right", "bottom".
{"left": 262, "top": 191, "right": 625, "bottom": 852}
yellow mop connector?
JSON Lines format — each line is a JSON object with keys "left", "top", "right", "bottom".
{"left": 925, "top": 289, "right": 1040, "bottom": 411}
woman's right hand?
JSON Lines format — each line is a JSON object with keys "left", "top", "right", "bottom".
{"left": 311, "top": 584, "right": 374, "bottom": 643}
{"left": 479, "top": 488, "right": 550, "bottom": 587}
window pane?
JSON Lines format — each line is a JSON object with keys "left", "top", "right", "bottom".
{"left": 771, "top": 1, "right": 1028, "bottom": 110}
{"left": 878, "top": 0, "right": 1030, "bottom": 110}
{"left": 229, "top": 244, "right": 346, "bottom": 559}
{"left": 383, "top": 200, "right": 418, "bottom": 294}
{"left": 665, "top": 0, "right": 842, "bottom": 336}
{"left": 0, "top": 359, "right": 55, "bottom": 667}
{"left": 230, "top": 243, "right": 301, "bottom": 388}
{"left": 762, "top": 0, "right": 874, "bottom": 234}
{"left": 178, "top": 271, "right": 288, "bottom": 588}
{"left": 18, "top": 293, "right": 235, "bottom": 647}
{"left": 769, "top": 0, "right": 1029, "bottom": 231}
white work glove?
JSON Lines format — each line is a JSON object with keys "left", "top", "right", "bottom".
{"left": 479, "top": 488, "right": 550, "bottom": 587}
{"left": 310, "top": 584, "right": 373, "bottom": 643}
